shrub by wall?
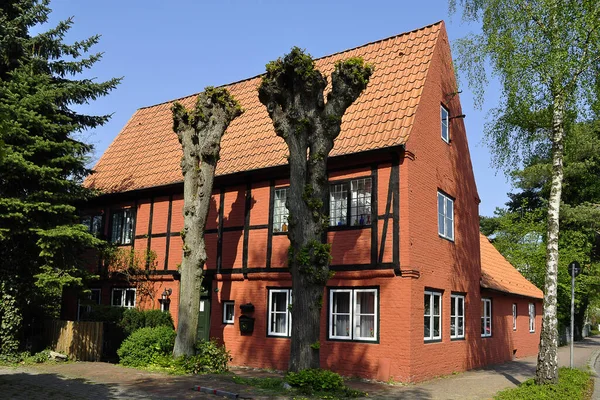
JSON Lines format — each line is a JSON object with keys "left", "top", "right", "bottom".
{"left": 117, "top": 326, "right": 176, "bottom": 367}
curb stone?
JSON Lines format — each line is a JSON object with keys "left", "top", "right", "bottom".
{"left": 587, "top": 347, "right": 600, "bottom": 400}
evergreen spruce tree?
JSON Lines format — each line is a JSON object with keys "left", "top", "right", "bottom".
{"left": 0, "top": 0, "right": 120, "bottom": 353}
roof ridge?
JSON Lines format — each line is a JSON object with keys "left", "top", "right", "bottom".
{"left": 138, "top": 21, "right": 444, "bottom": 111}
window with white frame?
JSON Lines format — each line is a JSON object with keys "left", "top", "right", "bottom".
{"left": 513, "top": 303, "right": 517, "bottom": 331}
{"left": 329, "top": 288, "right": 378, "bottom": 341}
{"left": 268, "top": 289, "right": 292, "bottom": 337}
{"left": 330, "top": 178, "right": 372, "bottom": 227}
{"left": 110, "top": 209, "right": 134, "bottom": 245}
{"left": 273, "top": 188, "right": 289, "bottom": 232}
{"left": 441, "top": 105, "right": 449, "bottom": 143}
{"left": 529, "top": 303, "right": 535, "bottom": 332}
{"left": 111, "top": 288, "right": 136, "bottom": 308}
{"left": 450, "top": 294, "right": 465, "bottom": 339}
{"left": 424, "top": 291, "right": 442, "bottom": 341}
{"left": 437, "top": 191, "right": 454, "bottom": 240}
{"left": 81, "top": 214, "right": 103, "bottom": 237}
{"left": 223, "top": 301, "right": 235, "bottom": 324}
{"left": 77, "top": 289, "right": 101, "bottom": 321}
{"left": 481, "top": 298, "right": 492, "bottom": 337}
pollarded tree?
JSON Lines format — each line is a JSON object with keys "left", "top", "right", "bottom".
{"left": 258, "top": 48, "right": 372, "bottom": 371}
{"left": 0, "top": 0, "right": 119, "bottom": 353}
{"left": 172, "top": 87, "right": 242, "bottom": 357}
{"left": 450, "top": 0, "right": 600, "bottom": 383}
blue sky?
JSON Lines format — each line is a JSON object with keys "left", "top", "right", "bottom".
{"left": 44, "top": 0, "right": 510, "bottom": 217}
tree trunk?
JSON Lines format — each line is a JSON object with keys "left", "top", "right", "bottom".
{"left": 258, "top": 49, "right": 372, "bottom": 371}
{"left": 172, "top": 89, "right": 241, "bottom": 357}
{"left": 535, "top": 94, "right": 565, "bottom": 384}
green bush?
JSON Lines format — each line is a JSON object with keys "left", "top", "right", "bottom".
{"left": 86, "top": 304, "right": 124, "bottom": 323}
{"left": 285, "top": 368, "right": 345, "bottom": 393}
{"left": 174, "top": 339, "right": 232, "bottom": 374}
{"left": 495, "top": 367, "right": 592, "bottom": 400}
{"left": 117, "top": 326, "right": 176, "bottom": 367}
{"left": 118, "top": 309, "right": 174, "bottom": 335}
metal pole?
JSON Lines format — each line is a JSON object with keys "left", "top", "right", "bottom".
{"left": 570, "top": 270, "right": 575, "bottom": 368}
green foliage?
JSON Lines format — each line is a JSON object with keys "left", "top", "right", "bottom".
{"left": 85, "top": 304, "right": 125, "bottom": 323}
{"left": 117, "top": 326, "right": 176, "bottom": 367}
{"left": 0, "top": 349, "right": 53, "bottom": 365}
{"left": 232, "top": 370, "right": 364, "bottom": 398}
{"left": 483, "top": 120, "right": 600, "bottom": 334}
{"left": 451, "top": 0, "right": 600, "bottom": 169}
{"left": 173, "top": 339, "right": 231, "bottom": 374}
{"left": 232, "top": 376, "right": 285, "bottom": 390}
{"left": 0, "top": 0, "right": 120, "bottom": 352}
{"left": 494, "top": 367, "right": 592, "bottom": 399}
{"left": 286, "top": 369, "right": 345, "bottom": 393}
{"left": 334, "top": 57, "right": 374, "bottom": 89}
{"left": 118, "top": 309, "right": 174, "bottom": 336}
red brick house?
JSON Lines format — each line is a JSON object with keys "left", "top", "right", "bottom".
{"left": 64, "top": 21, "right": 543, "bottom": 382}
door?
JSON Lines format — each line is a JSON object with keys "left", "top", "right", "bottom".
{"left": 196, "top": 286, "right": 211, "bottom": 342}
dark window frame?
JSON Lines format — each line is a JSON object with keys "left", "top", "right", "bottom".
{"left": 109, "top": 208, "right": 135, "bottom": 245}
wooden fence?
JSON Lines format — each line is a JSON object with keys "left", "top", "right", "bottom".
{"left": 46, "top": 320, "right": 103, "bottom": 361}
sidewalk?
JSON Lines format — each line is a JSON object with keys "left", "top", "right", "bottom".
{"left": 1, "top": 337, "right": 599, "bottom": 399}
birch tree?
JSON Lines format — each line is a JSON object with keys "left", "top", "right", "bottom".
{"left": 258, "top": 48, "right": 372, "bottom": 371}
{"left": 172, "top": 87, "right": 242, "bottom": 357}
{"left": 450, "top": 0, "right": 600, "bottom": 384}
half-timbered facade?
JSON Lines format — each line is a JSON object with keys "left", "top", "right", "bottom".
{"left": 62, "top": 21, "right": 543, "bottom": 382}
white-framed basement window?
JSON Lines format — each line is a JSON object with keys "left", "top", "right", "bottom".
{"left": 481, "top": 298, "right": 492, "bottom": 337}
{"left": 111, "top": 288, "right": 136, "bottom": 308}
{"left": 424, "top": 291, "right": 442, "bottom": 341}
{"left": 223, "top": 301, "right": 235, "bottom": 324}
{"left": 268, "top": 289, "right": 292, "bottom": 337}
{"left": 513, "top": 303, "right": 517, "bottom": 331}
{"left": 437, "top": 191, "right": 454, "bottom": 241}
{"left": 529, "top": 303, "right": 536, "bottom": 333}
{"left": 329, "top": 288, "right": 378, "bottom": 342}
{"left": 450, "top": 294, "right": 465, "bottom": 339}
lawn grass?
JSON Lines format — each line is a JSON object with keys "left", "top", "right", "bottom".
{"left": 232, "top": 375, "right": 365, "bottom": 399}
{"left": 495, "top": 367, "right": 593, "bottom": 400}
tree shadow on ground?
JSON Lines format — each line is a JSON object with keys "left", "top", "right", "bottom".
{"left": 0, "top": 371, "right": 149, "bottom": 399}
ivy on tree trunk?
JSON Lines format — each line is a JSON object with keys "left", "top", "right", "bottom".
{"left": 172, "top": 87, "right": 242, "bottom": 357}
{"left": 259, "top": 48, "right": 372, "bottom": 371}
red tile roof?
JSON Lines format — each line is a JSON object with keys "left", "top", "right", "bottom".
{"left": 85, "top": 22, "right": 443, "bottom": 193}
{"left": 480, "top": 233, "right": 544, "bottom": 299}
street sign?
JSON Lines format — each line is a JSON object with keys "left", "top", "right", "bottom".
{"left": 568, "top": 261, "right": 581, "bottom": 277}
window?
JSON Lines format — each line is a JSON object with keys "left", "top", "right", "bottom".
{"left": 329, "top": 288, "right": 378, "bottom": 341}
{"left": 77, "top": 289, "right": 101, "bottom": 321}
{"left": 81, "top": 214, "right": 103, "bottom": 237}
{"left": 223, "top": 301, "right": 235, "bottom": 324}
{"left": 513, "top": 304, "right": 517, "bottom": 331}
{"left": 110, "top": 209, "right": 134, "bottom": 245}
{"left": 441, "top": 105, "right": 449, "bottom": 143}
{"left": 273, "top": 188, "right": 289, "bottom": 232}
{"left": 529, "top": 303, "right": 535, "bottom": 332}
{"left": 481, "top": 298, "right": 492, "bottom": 337}
{"left": 111, "top": 288, "right": 136, "bottom": 308}
{"left": 268, "top": 289, "right": 292, "bottom": 337}
{"left": 424, "top": 291, "right": 442, "bottom": 341}
{"left": 450, "top": 294, "right": 465, "bottom": 339}
{"left": 437, "top": 191, "right": 454, "bottom": 240}
{"left": 330, "top": 178, "right": 372, "bottom": 227}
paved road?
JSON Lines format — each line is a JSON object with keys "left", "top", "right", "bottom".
{"left": 1, "top": 337, "right": 599, "bottom": 399}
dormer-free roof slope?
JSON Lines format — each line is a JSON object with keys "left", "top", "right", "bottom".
{"left": 85, "top": 22, "right": 443, "bottom": 193}
{"left": 480, "top": 233, "right": 544, "bottom": 299}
